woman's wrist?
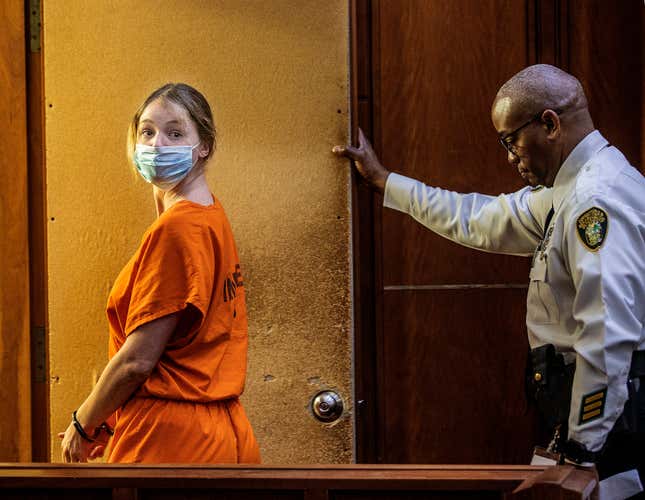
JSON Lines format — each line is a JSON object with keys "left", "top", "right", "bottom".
{"left": 72, "top": 409, "right": 115, "bottom": 442}
{"left": 71, "top": 410, "right": 95, "bottom": 442}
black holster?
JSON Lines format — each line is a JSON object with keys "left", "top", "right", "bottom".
{"left": 528, "top": 344, "right": 575, "bottom": 431}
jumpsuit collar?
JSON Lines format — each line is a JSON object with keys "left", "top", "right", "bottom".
{"left": 552, "top": 130, "right": 609, "bottom": 211}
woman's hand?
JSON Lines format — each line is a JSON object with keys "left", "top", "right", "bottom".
{"left": 59, "top": 422, "right": 110, "bottom": 463}
{"left": 59, "top": 422, "right": 91, "bottom": 463}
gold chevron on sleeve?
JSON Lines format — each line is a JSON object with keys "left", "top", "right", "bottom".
{"left": 578, "top": 387, "right": 607, "bottom": 425}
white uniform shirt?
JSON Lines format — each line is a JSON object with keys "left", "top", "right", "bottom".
{"left": 383, "top": 130, "right": 645, "bottom": 452}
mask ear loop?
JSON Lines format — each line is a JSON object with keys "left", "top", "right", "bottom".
{"left": 191, "top": 143, "right": 207, "bottom": 171}
{"left": 193, "top": 142, "right": 211, "bottom": 165}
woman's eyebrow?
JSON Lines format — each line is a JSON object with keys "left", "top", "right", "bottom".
{"left": 139, "top": 119, "right": 185, "bottom": 127}
{"left": 163, "top": 120, "right": 185, "bottom": 126}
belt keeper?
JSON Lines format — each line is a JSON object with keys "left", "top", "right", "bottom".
{"left": 72, "top": 410, "right": 95, "bottom": 442}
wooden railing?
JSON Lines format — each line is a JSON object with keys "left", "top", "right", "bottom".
{"left": 0, "top": 463, "right": 597, "bottom": 499}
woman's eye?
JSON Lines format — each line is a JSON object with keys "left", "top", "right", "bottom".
{"left": 170, "top": 131, "right": 183, "bottom": 138}
{"left": 139, "top": 129, "right": 153, "bottom": 137}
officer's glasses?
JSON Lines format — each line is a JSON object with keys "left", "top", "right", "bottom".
{"left": 498, "top": 112, "right": 544, "bottom": 156}
{"left": 499, "top": 109, "right": 565, "bottom": 156}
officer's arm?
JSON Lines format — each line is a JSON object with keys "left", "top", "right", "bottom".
{"left": 563, "top": 199, "right": 643, "bottom": 462}
{"left": 383, "top": 173, "right": 548, "bottom": 256}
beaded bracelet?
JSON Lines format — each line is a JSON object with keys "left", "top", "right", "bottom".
{"left": 71, "top": 410, "right": 95, "bottom": 442}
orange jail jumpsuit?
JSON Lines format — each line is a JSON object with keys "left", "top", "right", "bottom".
{"left": 105, "top": 197, "right": 260, "bottom": 463}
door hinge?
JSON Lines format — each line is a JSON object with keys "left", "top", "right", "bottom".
{"left": 31, "top": 326, "right": 47, "bottom": 383}
{"left": 28, "top": 0, "right": 41, "bottom": 53}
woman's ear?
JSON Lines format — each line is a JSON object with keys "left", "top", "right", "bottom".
{"left": 199, "top": 144, "right": 210, "bottom": 158}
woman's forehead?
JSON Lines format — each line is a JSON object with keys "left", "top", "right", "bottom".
{"left": 139, "top": 98, "right": 191, "bottom": 126}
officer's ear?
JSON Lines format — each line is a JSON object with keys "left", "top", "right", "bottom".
{"left": 541, "top": 109, "right": 561, "bottom": 140}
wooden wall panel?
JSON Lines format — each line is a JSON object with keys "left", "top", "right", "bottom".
{"left": 377, "top": 0, "right": 532, "bottom": 287}
{"left": 381, "top": 214, "right": 530, "bottom": 285}
{"left": 526, "top": 0, "right": 569, "bottom": 67}
{"left": 382, "top": 290, "right": 538, "bottom": 464}
{"left": 371, "top": 0, "right": 538, "bottom": 464}
{"left": 566, "top": 0, "right": 643, "bottom": 171}
{"left": 0, "top": 0, "right": 31, "bottom": 462}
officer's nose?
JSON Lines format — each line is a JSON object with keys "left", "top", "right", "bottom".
{"left": 507, "top": 149, "right": 520, "bottom": 165}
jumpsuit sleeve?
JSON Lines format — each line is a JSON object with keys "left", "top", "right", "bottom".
{"left": 564, "top": 197, "right": 645, "bottom": 452}
{"left": 124, "top": 220, "right": 210, "bottom": 335}
{"left": 383, "top": 172, "right": 549, "bottom": 256}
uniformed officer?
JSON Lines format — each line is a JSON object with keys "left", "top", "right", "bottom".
{"left": 334, "top": 64, "right": 645, "bottom": 499}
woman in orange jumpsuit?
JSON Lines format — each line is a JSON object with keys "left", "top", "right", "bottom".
{"left": 59, "top": 83, "right": 260, "bottom": 463}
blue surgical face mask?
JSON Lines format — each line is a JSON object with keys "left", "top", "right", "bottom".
{"left": 133, "top": 143, "right": 199, "bottom": 190}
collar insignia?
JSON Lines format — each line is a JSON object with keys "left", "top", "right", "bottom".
{"left": 576, "top": 207, "right": 608, "bottom": 251}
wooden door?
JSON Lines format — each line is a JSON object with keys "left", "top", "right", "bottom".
{"left": 353, "top": 0, "right": 644, "bottom": 464}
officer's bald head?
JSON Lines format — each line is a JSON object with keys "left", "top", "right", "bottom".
{"left": 491, "top": 64, "right": 595, "bottom": 188}
{"left": 493, "top": 64, "right": 588, "bottom": 119}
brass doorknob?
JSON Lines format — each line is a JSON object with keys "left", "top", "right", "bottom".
{"left": 311, "top": 390, "right": 343, "bottom": 423}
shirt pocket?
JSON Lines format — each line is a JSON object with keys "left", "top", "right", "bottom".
{"left": 527, "top": 256, "right": 560, "bottom": 325}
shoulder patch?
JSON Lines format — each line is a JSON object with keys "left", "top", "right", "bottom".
{"left": 531, "top": 185, "right": 544, "bottom": 192}
{"left": 578, "top": 387, "right": 607, "bottom": 425}
{"left": 576, "top": 207, "right": 608, "bottom": 251}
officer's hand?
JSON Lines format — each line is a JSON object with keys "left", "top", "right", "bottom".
{"left": 332, "top": 128, "right": 390, "bottom": 194}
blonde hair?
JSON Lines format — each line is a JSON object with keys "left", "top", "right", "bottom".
{"left": 127, "top": 83, "right": 217, "bottom": 168}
